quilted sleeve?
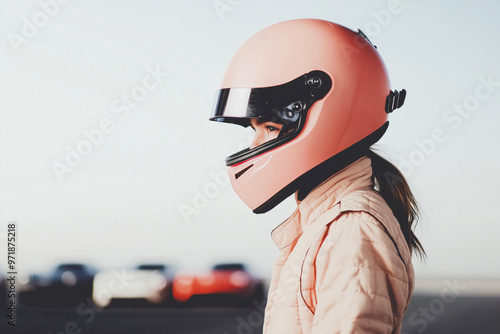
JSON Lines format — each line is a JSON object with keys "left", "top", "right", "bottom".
{"left": 310, "top": 211, "right": 412, "bottom": 334}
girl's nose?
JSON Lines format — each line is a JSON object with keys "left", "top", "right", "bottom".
{"left": 250, "top": 132, "right": 264, "bottom": 149}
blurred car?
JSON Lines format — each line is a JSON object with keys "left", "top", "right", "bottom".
{"left": 0, "top": 271, "right": 6, "bottom": 308}
{"left": 92, "top": 264, "right": 175, "bottom": 307}
{"left": 19, "top": 263, "right": 97, "bottom": 307}
{"left": 50, "top": 263, "right": 97, "bottom": 288}
{"left": 18, "top": 272, "right": 45, "bottom": 294}
{"left": 172, "top": 263, "right": 265, "bottom": 306}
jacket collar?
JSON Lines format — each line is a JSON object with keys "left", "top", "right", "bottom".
{"left": 271, "top": 156, "right": 374, "bottom": 249}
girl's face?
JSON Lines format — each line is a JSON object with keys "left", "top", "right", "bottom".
{"left": 250, "top": 118, "right": 283, "bottom": 149}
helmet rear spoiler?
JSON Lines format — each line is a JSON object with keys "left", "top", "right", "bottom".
{"left": 385, "top": 89, "right": 407, "bottom": 113}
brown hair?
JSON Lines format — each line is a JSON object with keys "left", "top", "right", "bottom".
{"left": 367, "top": 150, "right": 425, "bottom": 258}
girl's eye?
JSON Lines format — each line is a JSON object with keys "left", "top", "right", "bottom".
{"left": 266, "top": 126, "right": 279, "bottom": 132}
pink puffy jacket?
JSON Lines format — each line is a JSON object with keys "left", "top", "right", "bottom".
{"left": 263, "top": 157, "right": 414, "bottom": 334}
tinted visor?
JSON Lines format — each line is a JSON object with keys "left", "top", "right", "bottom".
{"left": 210, "top": 71, "right": 332, "bottom": 166}
{"left": 210, "top": 71, "right": 332, "bottom": 127}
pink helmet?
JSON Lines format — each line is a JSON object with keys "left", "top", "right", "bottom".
{"left": 210, "top": 19, "right": 406, "bottom": 213}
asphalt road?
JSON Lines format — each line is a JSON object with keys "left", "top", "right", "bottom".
{"left": 1, "top": 305, "right": 265, "bottom": 334}
{"left": 401, "top": 295, "right": 500, "bottom": 334}
{"left": 1, "top": 295, "right": 499, "bottom": 334}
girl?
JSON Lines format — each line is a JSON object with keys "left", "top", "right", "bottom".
{"left": 210, "top": 19, "right": 423, "bottom": 334}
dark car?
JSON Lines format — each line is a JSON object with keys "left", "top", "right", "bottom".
{"left": 19, "top": 263, "right": 97, "bottom": 307}
{"left": 0, "top": 271, "right": 7, "bottom": 308}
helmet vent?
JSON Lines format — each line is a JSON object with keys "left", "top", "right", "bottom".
{"left": 235, "top": 164, "right": 254, "bottom": 179}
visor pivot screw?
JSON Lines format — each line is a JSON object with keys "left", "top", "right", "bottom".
{"left": 307, "top": 77, "right": 322, "bottom": 89}
{"left": 286, "top": 111, "right": 294, "bottom": 118}
{"left": 292, "top": 102, "right": 303, "bottom": 112}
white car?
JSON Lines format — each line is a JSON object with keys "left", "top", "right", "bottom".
{"left": 92, "top": 264, "right": 175, "bottom": 307}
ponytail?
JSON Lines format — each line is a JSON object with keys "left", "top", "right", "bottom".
{"left": 367, "top": 150, "right": 425, "bottom": 258}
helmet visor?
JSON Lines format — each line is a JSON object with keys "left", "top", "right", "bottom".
{"left": 210, "top": 71, "right": 332, "bottom": 166}
{"left": 210, "top": 71, "right": 332, "bottom": 128}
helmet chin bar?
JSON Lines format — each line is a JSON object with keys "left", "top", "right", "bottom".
{"left": 253, "top": 122, "right": 389, "bottom": 214}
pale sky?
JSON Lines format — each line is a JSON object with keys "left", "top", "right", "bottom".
{"left": 0, "top": 0, "right": 499, "bottom": 280}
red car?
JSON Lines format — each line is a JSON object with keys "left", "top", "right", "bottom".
{"left": 173, "top": 263, "right": 265, "bottom": 306}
